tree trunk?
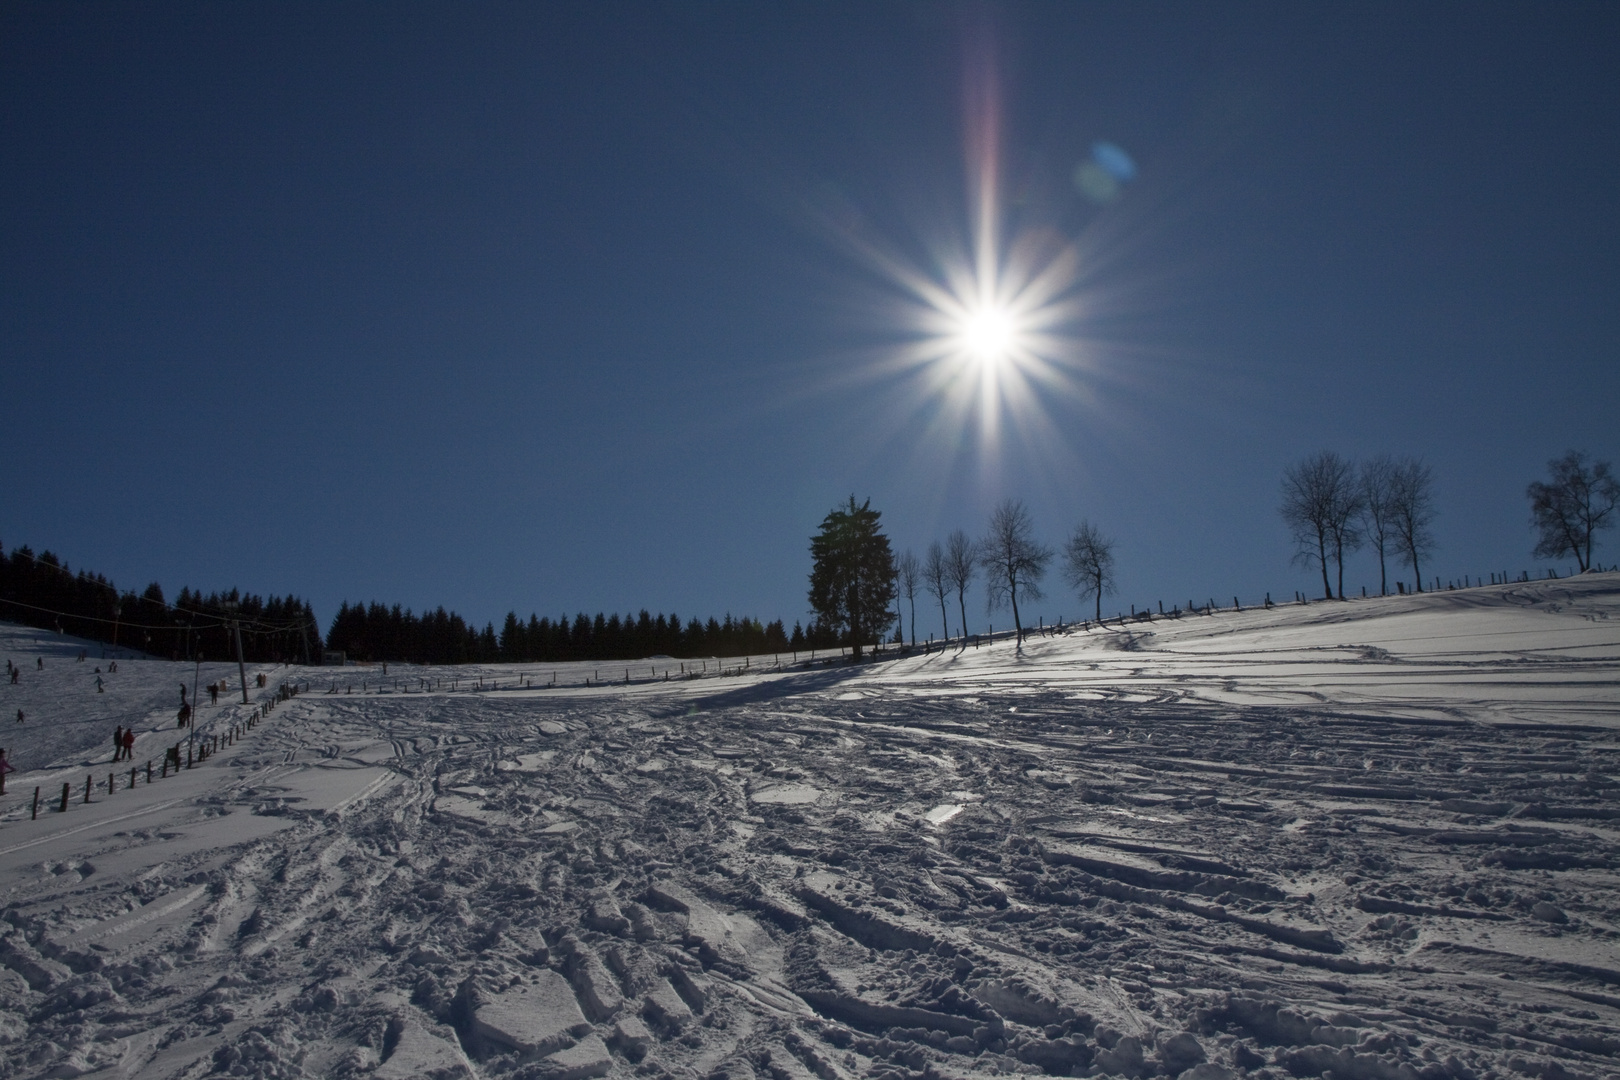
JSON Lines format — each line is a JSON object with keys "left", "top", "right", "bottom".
{"left": 1335, "top": 537, "right": 1346, "bottom": 601}
{"left": 1318, "top": 527, "right": 1333, "bottom": 599}
{"left": 1378, "top": 550, "right": 1387, "bottom": 596}
{"left": 1009, "top": 578, "right": 1023, "bottom": 647}
{"left": 938, "top": 598, "right": 950, "bottom": 645}
{"left": 1412, "top": 545, "right": 1423, "bottom": 593}
{"left": 1094, "top": 574, "right": 1103, "bottom": 622}
{"left": 957, "top": 591, "right": 969, "bottom": 652}
{"left": 849, "top": 583, "right": 862, "bottom": 661}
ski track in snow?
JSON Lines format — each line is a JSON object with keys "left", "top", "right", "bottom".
{"left": 1, "top": 576, "right": 1618, "bottom": 1080}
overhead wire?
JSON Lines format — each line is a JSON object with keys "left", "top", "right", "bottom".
{"left": 2, "top": 547, "right": 314, "bottom": 628}
{"left": 1, "top": 548, "right": 318, "bottom": 638}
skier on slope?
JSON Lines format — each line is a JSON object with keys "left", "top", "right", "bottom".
{"left": 122, "top": 728, "right": 135, "bottom": 761}
{"left": 113, "top": 725, "right": 124, "bottom": 762}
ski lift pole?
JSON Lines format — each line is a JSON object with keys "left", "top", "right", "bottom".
{"left": 223, "top": 601, "right": 249, "bottom": 705}
{"left": 190, "top": 651, "right": 203, "bottom": 767}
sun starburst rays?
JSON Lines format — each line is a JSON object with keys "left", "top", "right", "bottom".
{"left": 779, "top": 41, "right": 1115, "bottom": 485}
{"left": 878, "top": 223, "right": 1088, "bottom": 454}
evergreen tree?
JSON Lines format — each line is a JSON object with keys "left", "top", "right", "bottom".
{"left": 807, "top": 496, "right": 897, "bottom": 661}
{"left": 500, "top": 612, "right": 523, "bottom": 660}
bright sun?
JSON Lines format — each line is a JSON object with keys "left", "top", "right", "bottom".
{"left": 818, "top": 46, "right": 1094, "bottom": 454}
{"left": 960, "top": 305, "right": 1017, "bottom": 364}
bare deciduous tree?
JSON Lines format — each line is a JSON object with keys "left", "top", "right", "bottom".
{"left": 980, "top": 499, "right": 1052, "bottom": 647}
{"left": 1389, "top": 457, "right": 1436, "bottom": 593}
{"left": 1280, "top": 451, "right": 1362, "bottom": 600}
{"left": 924, "top": 541, "right": 951, "bottom": 644}
{"left": 1327, "top": 493, "right": 1364, "bottom": 599}
{"left": 895, "top": 550, "right": 921, "bottom": 647}
{"left": 1062, "top": 520, "right": 1116, "bottom": 623}
{"left": 1360, "top": 454, "right": 1397, "bottom": 596}
{"left": 1528, "top": 450, "right": 1619, "bottom": 572}
{"left": 944, "top": 529, "right": 978, "bottom": 649}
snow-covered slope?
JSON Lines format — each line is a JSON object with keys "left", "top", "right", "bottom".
{"left": 1, "top": 576, "right": 1617, "bottom": 1079}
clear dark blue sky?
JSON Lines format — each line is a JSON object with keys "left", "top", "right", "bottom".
{"left": 4, "top": 3, "right": 1617, "bottom": 637}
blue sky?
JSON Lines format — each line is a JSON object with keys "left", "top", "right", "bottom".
{"left": 3, "top": 3, "right": 1617, "bottom": 637}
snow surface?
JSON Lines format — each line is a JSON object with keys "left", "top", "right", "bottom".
{"left": 1, "top": 575, "right": 1618, "bottom": 1080}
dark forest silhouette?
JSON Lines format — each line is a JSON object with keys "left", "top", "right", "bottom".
{"left": 0, "top": 542, "right": 320, "bottom": 663}
{"left": 323, "top": 602, "right": 794, "bottom": 664}
{"left": 0, "top": 540, "right": 828, "bottom": 668}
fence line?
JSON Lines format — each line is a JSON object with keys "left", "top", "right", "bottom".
{"left": 0, "top": 681, "right": 304, "bottom": 829}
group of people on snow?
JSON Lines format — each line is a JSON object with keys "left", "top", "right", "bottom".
{"left": 1, "top": 655, "right": 243, "bottom": 783}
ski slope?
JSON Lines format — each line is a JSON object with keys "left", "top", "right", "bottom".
{"left": 1, "top": 575, "right": 1617, "bottom": 1080}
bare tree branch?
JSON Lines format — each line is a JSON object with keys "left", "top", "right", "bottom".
{"left": 1389, "top": 457, "right": 1436, "bottom": 593}
{"left": 1062, "top": 520, "right": 1115, "bottom": 623}
{"left": 895, "top": 549, "right": 921, "bottom": 648}
{"left": 944, "top": 530, "right": 977, "bottom": 650}
{"left": 1360, "top": 454, "right": 1397, "bottom": 596}
{"left": 980, "top": 499, "right": 1052, "bottom": 648}
{"left": 1528, "top": 450, "right": 1620, "bottom": 572}
{"left": 1280, "top": 451, "right": 1361, "bottom": 599}
{"left": 924, "top": 541, "right": 952, "bottom": 645}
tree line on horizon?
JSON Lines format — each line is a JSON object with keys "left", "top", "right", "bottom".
{"left": 807, "top": 495, "right": 1122, "bottom": 656}
{"left": 6, "top": 449, "right": 1612, "bottom": 671}
{"left": 810, "top": 448, "right": 1618, "bottom": 661}
{"left": 0, "top": 541, "right": 321, "bottom": 663}
{"left": 0, "top": 536, "right": 810, "bottom": 668}
{"left": 1280, "top": 447, "right": 1618, "bottom": 600}
{"left": 323, "top": 601, "right": 792, "bottom": 665}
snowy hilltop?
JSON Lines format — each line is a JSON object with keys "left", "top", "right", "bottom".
{"left": 1, "top": 575, "right": 1618, "bottom": 1080}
